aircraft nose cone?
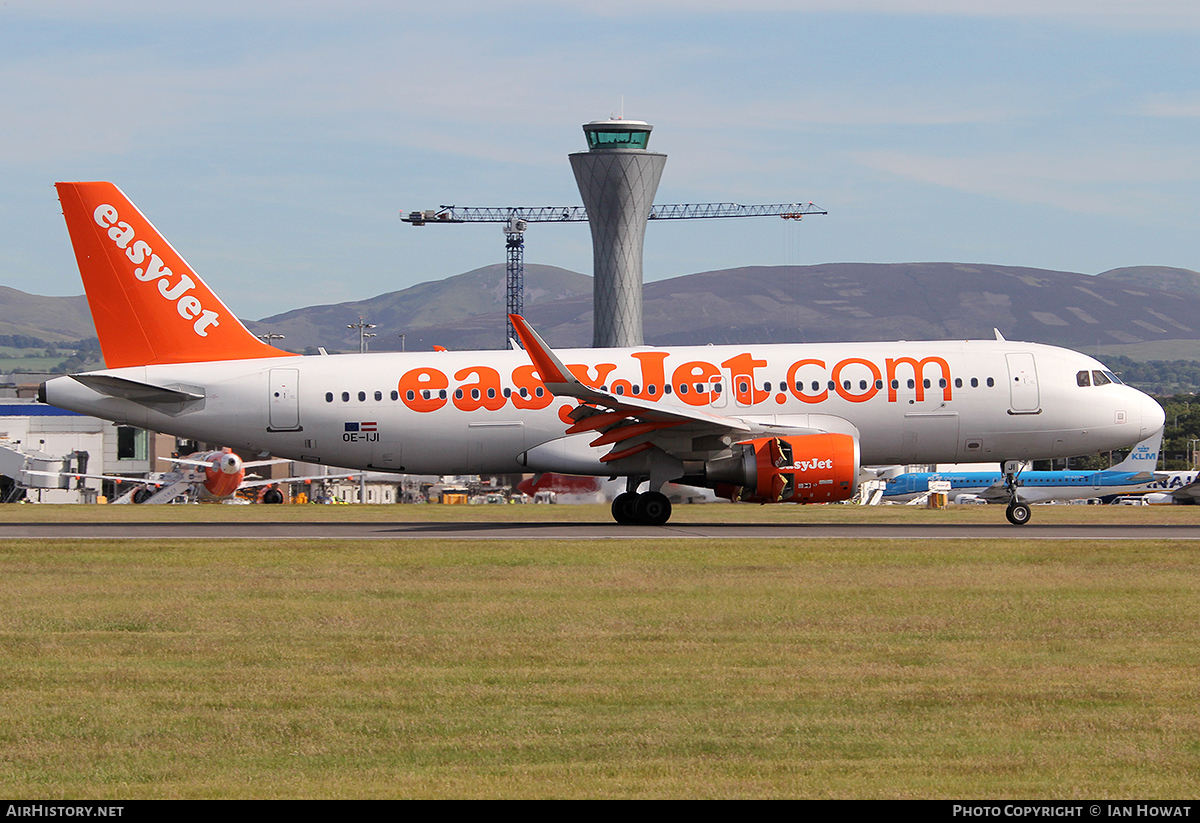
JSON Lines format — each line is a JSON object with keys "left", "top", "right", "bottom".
{"left": 1140, "top": 391, "right": 1165, "bottom": 437}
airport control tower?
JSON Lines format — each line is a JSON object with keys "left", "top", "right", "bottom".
{"left": 570, "top": 119, "right": 666, "bottom": 348}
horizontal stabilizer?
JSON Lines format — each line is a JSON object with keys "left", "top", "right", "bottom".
{"left": 71, "top": 374, "right": 204, "bottom": 404}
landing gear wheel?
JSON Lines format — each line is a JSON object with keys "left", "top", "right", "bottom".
{"left": 1006, "top": 502, "right": 1031, "bottom": 526}
{"left": 612, "top": 492, "right": 639, "bottom": 525}
{"left": 634, "top": 491, "right": 672, "bottom": 526}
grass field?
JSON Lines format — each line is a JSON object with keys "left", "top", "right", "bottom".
{"left": 0, "top": 505, "right": 1198, "bottom": 798}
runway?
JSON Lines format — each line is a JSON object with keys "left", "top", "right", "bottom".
{"left": 4, "top": 520, "right": 1199, "bottom": 540}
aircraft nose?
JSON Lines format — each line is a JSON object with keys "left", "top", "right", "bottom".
{"left": 1138, "top": 390, "right": 1165, "bottom": 437}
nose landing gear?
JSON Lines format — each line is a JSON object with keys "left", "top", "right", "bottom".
{"left": 1002, "top": 460, "right": 1031, "bottom": 526}
{"left": 1005, "top": 501, "right": 1031, "bottom": 525}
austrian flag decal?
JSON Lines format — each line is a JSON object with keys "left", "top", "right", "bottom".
{"left": 342, "top": 422, "right": 379, "bottom": 442}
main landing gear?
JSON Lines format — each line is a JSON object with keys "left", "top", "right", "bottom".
{"left": 611, "top": 490, "right": 673, "bottom": 526}
{"left": 1001, "top": 460, "right": 1031, "bottom": 526}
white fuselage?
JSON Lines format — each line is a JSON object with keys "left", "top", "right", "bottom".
{"left": 42, "top": 339, "right": 1164, "bottom": 476}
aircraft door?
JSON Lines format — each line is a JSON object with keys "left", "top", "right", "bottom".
{"left": 268, "top": 368, "right": 301, "bottom": 431}
{"left": 1005, "top": 353, "right": 1040, "bottom": 413}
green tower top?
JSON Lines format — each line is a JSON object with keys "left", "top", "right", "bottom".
{"left": 582, "top": 119, "right": 653, "bottom": 151}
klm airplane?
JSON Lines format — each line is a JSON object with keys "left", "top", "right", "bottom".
{"left": 883, "top": 429, "right": 1166, "bottom": 504}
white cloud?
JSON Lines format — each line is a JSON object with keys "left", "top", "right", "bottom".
{"left": 855, "top": 148, "right": 1200, "bottom": 217}
{"left": 1142, "top": 93, "right": 1200, "bottom": 118}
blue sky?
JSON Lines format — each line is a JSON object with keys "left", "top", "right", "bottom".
{"left": 1, "top": 1, "right": 1196, "bottom": 320}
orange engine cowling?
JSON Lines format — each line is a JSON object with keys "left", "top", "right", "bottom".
{"left": 709, "top": 433, "right": 859, "bottom": 504}
{"left": 200, "top": 449, "right": 245, "bottom": 499}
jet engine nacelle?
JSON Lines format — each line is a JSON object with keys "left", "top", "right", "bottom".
{"left": 704, "top": 433, "right": 860, "bottom": 504}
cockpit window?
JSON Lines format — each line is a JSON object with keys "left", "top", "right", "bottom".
{"left": 1077, "top": 370, "right": 1091, "bottom": 387}
{"left": 1104, "top": 370, "right": 1123, "bottom": 385}
{"left": 1092, "top": 370, "right": 1112, "bottom": 387}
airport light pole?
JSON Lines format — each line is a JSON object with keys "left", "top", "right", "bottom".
{"left": 347, "top": 319, "right": 377, "bottom": 353}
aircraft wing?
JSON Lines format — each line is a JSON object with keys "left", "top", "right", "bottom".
{"left": 23, "top": 469, "right": 169, "bottom": 488}
{"left": 509, "top": 314, "right": 750, "bottom": 434}
{"left": 509, "top": 315, "right": 850, "bottom": 472}
{"left": 239, "top": 472, "right": 360, "bottom": 489}
{"left": 977, "top": 482, "right": 1014, "bottom": 503}
{"left": 1171, "top": 480, "right": 1200, "bottom": 502}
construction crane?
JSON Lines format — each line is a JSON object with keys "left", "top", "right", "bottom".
{"left": 401, "top": 201, "right": 828, "bottom": 345}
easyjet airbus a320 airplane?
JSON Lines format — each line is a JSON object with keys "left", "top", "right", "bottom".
{"left": 41, "top": 182, "right": 1164, "bottom": 525}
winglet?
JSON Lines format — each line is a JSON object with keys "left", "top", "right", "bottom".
{"left": 508, "top": 314, "right": 574, "bottom": 387}
{"left": 55, "top": 182, "right": 295, "bottom": 368}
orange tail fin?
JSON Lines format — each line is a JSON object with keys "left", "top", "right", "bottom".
{"left": 55, "top": 182, "right": 295, "bottom": 368}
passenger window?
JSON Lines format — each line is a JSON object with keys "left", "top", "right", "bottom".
{"left": 357, "top": 391, "right": 366, "bottom": 402}
{"left": 986, "top": 377, "right": 994, "bottom": 387}
{"left": 325, "top": 392, "right": 333, "bottom": 403}
{"left": 374, "top": 391, "right": 382, "bottom": 401}
{"left": 391, "top": 390, "right": 399, "bottom": 401}
{"left": 341, "top": 392, "right": 350, "bottom": 402}
{"left": 1077, "top": 370, "right": 1091, "bottom": 387}
{"left": 971, "top": 378, "right": 978, "bottom": 388}
{"left": 954, "top": 378, "right": 962, "bottom": 388}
